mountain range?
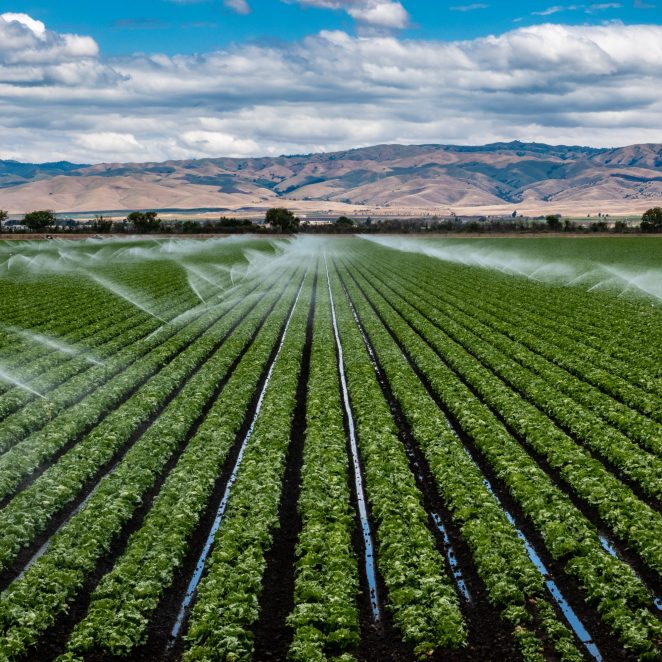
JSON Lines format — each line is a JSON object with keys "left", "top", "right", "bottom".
{"left": 2, "top": 141, "right": 662, "bottom": 217}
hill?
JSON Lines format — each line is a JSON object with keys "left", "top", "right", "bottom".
{"left": 2, "top": 141, "right": 662, "bottom": 216}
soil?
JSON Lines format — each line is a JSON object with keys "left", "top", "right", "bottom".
{"left": 344, "top": 260, "right": 643, "bottom": 659}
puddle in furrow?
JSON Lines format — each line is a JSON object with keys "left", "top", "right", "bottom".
{"left": 459, "top": 445, "right": 602, "bottom": 662}
{"left": 325, "top": 257, "right": 381, "bottom": 623}
{"left": 429, "top": 513, "right": 472, "bottom": 603}
{"left": 446, "top": 417, "right": 662, "bottom": 617}
{"left": 339, "top": 272, "right": 472, "bottom": 605}
{"left": 169, "top": 277, "right": 307, "bottom": 642}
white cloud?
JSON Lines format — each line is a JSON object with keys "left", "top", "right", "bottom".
{"left": 450, "top": 4, "right": 490, "bottom": 11}
{"left": 289, "top": 1, "right": 409, "bottom": 28}
{"left": 75, "top": 132, "right": 142, "bottom": 155}
{"left": 1, "top": 13, "right": 47, "bottom": 36}
{"left": 1, "top": 16, "right": 662, "bottom": 163}
{"left": 224, "top": 0, "right": 251, "bottom": 14}
{"left": 179, "top": 130, "right": 260, "bottom": 155}
{"left": 0, "top": 12, "right": 98, "bottom": 65}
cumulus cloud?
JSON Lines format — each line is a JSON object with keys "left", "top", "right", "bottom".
{"left": 289, "top": 1, "right": 409, "bottom": 28}
{"left": 1, "top": 15, "right": 662, "bottom": 163}
{"left": 0, "top": 12, "right": 98, "bottom": 64}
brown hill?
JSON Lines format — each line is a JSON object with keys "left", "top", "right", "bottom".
{"left": 2, "top": 141, "right": 662, "bottom": 216}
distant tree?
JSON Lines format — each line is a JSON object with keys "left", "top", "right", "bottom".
{"left": 0, "top": 210, "right": 7, "bottom": 232}
{"left": 182, "top": 220, "right": 201, "bottom": 234}
{"left": 127, "top": 211, "right": 161, "bottom": 233}
{"left": 641, "top": 207, "right": 662, "bottom": 233}
{"left": 545, "top": 214, "right": 562, "bottom": 231}
{"left": 265, "top": 208, "right": 300, "bottom": 233}
{"left": 92, "top": 215, "right": 113, "bottom": 233}
{"left": 335, "top": 216, "right": 355, "bottom": 228}
{"left": 24, "top": 210, "right": 56, "bottom": 232}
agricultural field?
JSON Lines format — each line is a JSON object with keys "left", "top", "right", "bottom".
{"left": 0, "top": 235, "right": 660, "bottom": 662}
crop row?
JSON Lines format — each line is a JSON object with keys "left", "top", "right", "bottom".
{"left": 0, "top": 272, "right": 196, "bottom": 408}
{"left": 0, "top": 281, "right": 202, "bottom": 445}
{"left": 367, "top": 258, "right": 662, "bottom": 499}
{"left": 182, "top": 271, "right": 313, "bottom": 660}
{"left": 356, "top": 257, "right": 662, "bottom": 578}
{"left": 0, "top": 268, "right": 183, "bottom": 362}
{"left": 343, "top": 256, "right": 662, "bottom": 657}
{"left": 0, "top": 263, "right": 186, "bottom": 375}
{"left": 398, "top": 255, "right": 662, "bottom": 421}
{"left": 327, "top": 262, "right": 467, "bottom": 658}
{"left": 383, "top": 239, "right": 662, "bottom": 375}
{"left": 378, "top": 258, "right": 662, "bottom": 458}
{"left": 381, "top": 256, "right": 662, "bottom": 480}
{"left": 0, "top": 270, "right": 277, "bottom": 508}
{"left": 363, "top": 240, "right": 661, "bottom": 396}
{"left": 335, "top": 261, "right": 584, "bottom": 662}
{"left": 60, "top": 269, "right": 309, "bottom": 660}
{"left": 0, "top": 286, "right": 193, "bottom": 422}
{"left": 397, "top": 249, "right": 662, "bottom": 409}
{"left": 0, "top": 263, "right": 273, "bottom": 458}
{"left": 287, "top": 270, "right": 361, "bottom": 662}
{"left": 0, "top": 269, "right": 304, "bottom": 661}
{"left": 0, "top": 268, "right": 290, "bottom": 573}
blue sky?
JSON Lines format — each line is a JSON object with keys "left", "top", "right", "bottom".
{"left": 6, "top": 1, "right": 658, "bottom": 55}
{"left": 0, "top": 1, "right": 661, "bottom": 163}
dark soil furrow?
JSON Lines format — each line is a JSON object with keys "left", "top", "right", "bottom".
{"left": 345, "top": 258, "right": 632, "bottom": 662}
{"left": 251, "top": 270, "right": 317, "bottom": 661}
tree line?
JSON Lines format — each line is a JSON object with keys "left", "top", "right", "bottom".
{"left": 1, "top": 207, "right": 661, "bottom": 235}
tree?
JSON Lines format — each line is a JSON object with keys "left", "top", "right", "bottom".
{"left": 265, "top": 207, "right": 300, "bottom": 233}
{"left": 24, "top": 210, "right": 56, "bottom": 232}
{"left": 545, "top": 214, "right": 562, "bottom": 231}
{"left": 0, "top": 210, "right": 7, "bottom": 232}
{"left": 335, "top": 216, "right": 355, "bottom": 228}
{"left": 127, "top": 211, "right": 161, "bottom": 233}
{"left": 92, "top": 215, "right": 113, "bottom": 233}
{"left": 641, "top": 207, "right": 662, "bottom": 233}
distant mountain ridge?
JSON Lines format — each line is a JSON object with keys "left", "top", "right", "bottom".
{"left": 1, "top": 141, "right": 662, "bottom": 215}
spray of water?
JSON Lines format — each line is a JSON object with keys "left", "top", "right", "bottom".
{"left": 361, "top": 236, "right": 662, "bottom": 305}
{"left": 187, "top": 275, "right": 207, "bottom": 305}
{"left": 0, "top": 366, "right": 47, "bottom": 399}
{"left": 88, "top": 273, "right": 166, "bottom": 322}
{"left": 5, "top": 326, "right": 103, "bottom": 365}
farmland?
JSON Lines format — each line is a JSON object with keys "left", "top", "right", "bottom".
{"left": 0, "top": 235, "right": 660, "bottom": 662}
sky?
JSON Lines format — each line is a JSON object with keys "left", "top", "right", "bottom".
{"left": 0, "top": 0, "right": 661, "bottom": 163}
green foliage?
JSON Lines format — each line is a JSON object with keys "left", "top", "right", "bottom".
{"left": 545, "top": 214, "right": 563, "bottom": 231}
{"left": 184, "top": 275, "right": 312, "bottom": 660}
{"left": 64, "top": 273, "right": 299, "bottom": 658}
{"left": 0, "top": 237, "right": 660, "bottom": 662}
{"left": 335, "top": 216, "right": 355, "bottom": 227}
{"left": 328, "top": 267, "right": 467, "bottom": 656}
{"left": 288, "top": 275, "right": 360, "bottom": 660}
{"left": 126, "top": 211, "right": 160, "bottom": 233}
{"left": 641, "top": 207, "right": 662, "bottom": 232}
{"left": 266, "top": 207, "right": 300, "bottom": 233}
{"left": 23, "top": 209, "right": 56, "bottom": 231}
{"left": 348, "top": 243, "right": 662, "bottom": 656}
